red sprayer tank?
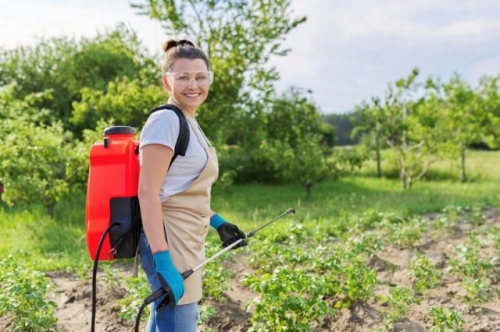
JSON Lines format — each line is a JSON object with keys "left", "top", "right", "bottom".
{"left": 85, "top": 126, "right": 142, "bottom": 261}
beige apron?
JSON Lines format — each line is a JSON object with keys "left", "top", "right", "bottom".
{"left": 161, "top": 117, "right": 218, "bottom": 305}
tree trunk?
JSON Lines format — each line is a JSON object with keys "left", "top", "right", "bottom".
{"left": 375, "top": 131, "right": 382, "bottom": 178}
{"left": 460, "top": 144, "right": 467, "bottom": 183}
{"left": 305, "top": 183, "right": 312, "bottom": 199}
{"left": 400, "top": 171, "right": 408, "bottom": 190}
{"left": 46, "top": 202, "right": 55, "bottom": 218}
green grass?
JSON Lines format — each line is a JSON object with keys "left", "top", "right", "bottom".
{"left": 0, "top": 151, "right": 499, "bottom": 272}
{"left": 0, "top": 193, "right": 90, "bottom": 272}
{"left": 360, "top": 149, "right": 500, "bottom": 182}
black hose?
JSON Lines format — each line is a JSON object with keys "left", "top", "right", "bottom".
{"left": 134, "top": 300, "right": 149, "bottom": 332}
{"left": 91, "top": 222, "right": 120, "bottom": 332}
{"left": 134, "top": 287, "right": 166, "bottom": 331}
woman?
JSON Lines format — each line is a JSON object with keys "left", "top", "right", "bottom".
{"left": 138, "top": 39, "right": 246, "bottom": 331}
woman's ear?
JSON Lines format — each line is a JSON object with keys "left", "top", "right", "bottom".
{"left": 162, "top": 76, "right": 172, "bottom": 92}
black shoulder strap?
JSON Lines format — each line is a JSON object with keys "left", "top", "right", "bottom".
{"left": 149, "top": 104, "right": 190, "bottom": 168}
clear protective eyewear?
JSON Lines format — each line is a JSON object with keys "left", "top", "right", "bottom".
{"left": 165, "top": 71, "right": 214, "bottom": 87}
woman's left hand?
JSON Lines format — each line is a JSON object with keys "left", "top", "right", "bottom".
{"left": 210, "top": 213, "right": 247, "bottom": 249}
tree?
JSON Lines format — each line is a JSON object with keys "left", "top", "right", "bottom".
{"left": 1, "top": 116, "right": 72, "bottom": 216}
{"left": 0, "top": 87, "right": 113, "bottom": 215}
{"left": 351, "top": 97, "right": 385, "bottom": 178}
{"left": 237, "top": 87, "right": 335, "bottom": 196}
{"left": 0, "top": 24, "right": 157, "bottom": 136}
{"left": 440, "top": 74, "right": 485, "bottom": 182}
{"left": 131, "top": 0, "right": 306, "bottom": 145}
{"left": 477, "top": 75, "right": 500, "bottom": 149}
{"left": 382, "top": 68, "right": 443, "bottom": 189}
{"left": 70, "top": 76, "right": 165, "bottom": 132}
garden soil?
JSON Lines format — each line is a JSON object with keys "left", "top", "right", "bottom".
{"left": 8, "top": 209, "right": 500, "bottom": 331}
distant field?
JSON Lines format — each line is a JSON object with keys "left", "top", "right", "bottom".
{"left": 358, "top": 148, "right": 500, "bottom": 182}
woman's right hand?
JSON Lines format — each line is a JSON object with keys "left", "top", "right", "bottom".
{"left": 153, "top": 251, "right": 185, "bottom": 304}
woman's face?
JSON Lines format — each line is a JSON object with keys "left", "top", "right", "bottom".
{"left": 163, "top": 58, "right": 211, "bottom": 115}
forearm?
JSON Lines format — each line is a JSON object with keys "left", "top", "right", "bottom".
{"left": 139, "top": 194, "right": 169, "bottom": 254}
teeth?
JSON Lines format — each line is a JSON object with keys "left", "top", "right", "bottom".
{"left": 185, "top": 93, "right": 200, "bottom": 97}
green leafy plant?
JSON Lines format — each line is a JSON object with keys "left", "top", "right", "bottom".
{"left": 199, "top": 304, "right": 217, "bottom": 325}
{"left": 379, "top": 286, "right": 418, "bottom": 330}
{"left": 449, "top": 232, "right": 493, "bottom": 279}
{"left": 0, "top": 255, "right": 58, "bottom": 331}
{"left": 118, "top": 275, "right": 151, "bottom": 321}
{"left": 242, "top": 267, "right": 332, "bottom": 331}
{"left": 410, "top": 254, "right": 441, "bottom": 292}
{"left": 429, "top": 305, "right": 465, "bottom": 332}
{"left": 314, "top": 244, "right": 377, "bottom": 308}
{"left": 462, "top": 278, "right": 493, "bottom": 310}
{"left": 202, "top": 240, "right": 235, "bottom": 301}
{"left": 383, "top": 217, "right": 426, "bottom": 248}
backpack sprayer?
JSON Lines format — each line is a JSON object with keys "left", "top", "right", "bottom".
{"left": 86, "top": 105, "right": 189, "bottom": 332}
{"left": 133, "top": 207, "right": 296, "bottom": 332}
{"left": 85, "top": 120, "right": 296, "bottom": 331}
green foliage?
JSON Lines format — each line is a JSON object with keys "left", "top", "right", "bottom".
{"left": 0, "top": 82, "right": 114, "bottom": 209}
{"left": 230, "top": 87, "right": 336, "bottom": 195}
{"left": 0, "top": 117, "right": 75, "bottom": 215}
{"left": 198, "top": 304, "right": 217, "bottom": 325}
{"left": 353, "top": 69, "right": 500, "bottom": 188}
{"left": 449, "top": 232, "right": 493, "bottom": 279}
{"left": 323, "top": 112, "right": 357, "bottom": 146}
{"left": 313, "top": 243, "right": 377, "bottom": 308}
{"left": 245, "top": 138, "right": 295, "bottom": 184}
{"left": 429, "top": 305, "right": 465, "bottom": 332}
{"left": 71, "top": 76, "right": 164, "bottom": 133}
{"left": 65, "top": 119, "right": 116, "bottom": 191}
{"left": 379, "top": 286, "right": 419, "bottom": 329}
{"left": 292, "top": 133, "right": 335, "bottom": 198}
{"left": 333, "top": 147, "right": 369, "bottom": 175}
{"left": 118, "top": 275, "right": 151, "bottom": 321}
{"left": 242, "top": 267, "right": 332, "bottom": 331}
{"left": 410, "top": 254, "right": 441, "bottom": 292}
{"left": 462, "top": 278, "right": 493, "bottom": 310}
{"left": 132, "top": 0, "right": 306, "bottom": 146}
{"left": 382, "top": 217, "right": 425, "bottom": 248}
{"left": 476, "top": 76, "right": 500, "bottom": 149}
{"left": 202, "top": 240, "right": 234, "bottom": 301}
{"left": 0, "top": 24, "right": 157, "bottom": 136}
{"left": 0, "top": 255, "right": 58, "bottom": 331}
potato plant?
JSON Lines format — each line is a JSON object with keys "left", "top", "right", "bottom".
{"left": 313, "top": 244, "right": 377, "bottom": 308}
{"left": 428, "top": 305, "right": 465, "bottom": 332}
{"left": 0, "top": 255, "right": 58, "bottom": 331}
{"left": 118, "top": 275, "right": 150, "bottom": 321}
{"left": 410, "top": 254, "right": 441, "bottom": 292}
{"left": 378, "top": 286, "right": 419, "bottom": 330}
{"left": 449, "top": 232, "right": 493, "bottom": 279}
{"left": 242, "top": 267, "right": 331, "bottom": 331}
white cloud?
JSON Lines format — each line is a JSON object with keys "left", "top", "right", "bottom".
{"left": 437, "top": 18, "right": 500, "bottom": 40}
{"left": 1, "top": 0, "right": 500, "bottom": 113}
{"left": 0, "top": 0, "right": 165, "bottom": 51}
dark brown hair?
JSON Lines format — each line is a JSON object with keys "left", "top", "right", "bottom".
{"left": 162, "top": 39, "right": 210, "bottom": 72}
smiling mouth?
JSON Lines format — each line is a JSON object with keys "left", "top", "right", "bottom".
{"left": 184, "top": 93, "right": 201, "bottom": 97}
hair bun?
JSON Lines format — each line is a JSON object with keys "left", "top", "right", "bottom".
{"left": 163, "top": 39, "right": 195, "bottom": 53}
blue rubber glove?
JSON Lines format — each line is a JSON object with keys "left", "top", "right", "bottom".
{"left": 210, "top": 213, "right": 247, "bottom": 249}
{"left": 153, "top": 251, "right": 185, "bottom": 305}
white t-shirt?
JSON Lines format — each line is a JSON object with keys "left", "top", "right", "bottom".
{"left": 139, "top": 109, "right": 209, "bottom": 201}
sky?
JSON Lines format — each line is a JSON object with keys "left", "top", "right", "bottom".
{"left": 1, "top": 0, "right": 500, "bottom": 114}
